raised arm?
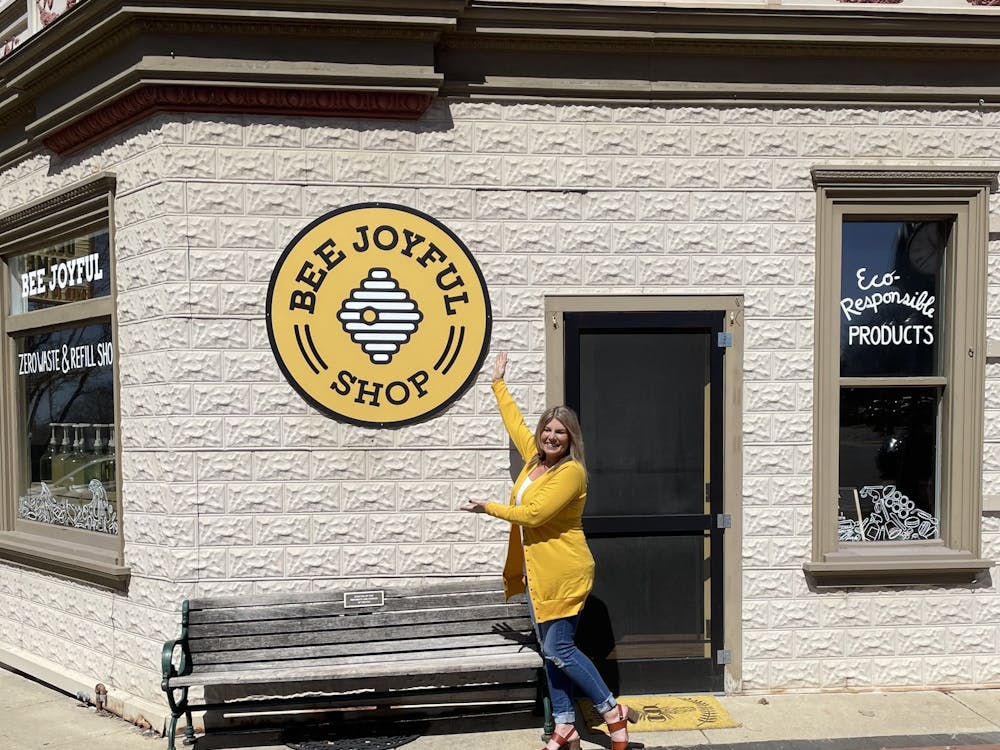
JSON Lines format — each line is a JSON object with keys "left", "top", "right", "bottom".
{"left": 490, "top": 353, "right": 537, "bottom": 463}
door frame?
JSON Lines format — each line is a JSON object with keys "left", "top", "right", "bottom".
{"left": 545, "top": 294, "right": 745, "bottom": 693}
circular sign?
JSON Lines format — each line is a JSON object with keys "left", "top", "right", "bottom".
{"left": 266, "top": 204, "right": 492, "bottom": 427}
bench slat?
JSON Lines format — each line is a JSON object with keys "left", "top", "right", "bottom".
{"left": 170, "top": 649, "right": 543, "bottom": 687}
{"left": 190, "top": 615, "right": 534, "bottom": 653}
{"left": 186, "top": 579, "right": 506, "bottom": 610}
{"left": 188, "top": 602, "right": 526, "bottom": 629}
{"left": 193, "top": 631, "right": 537, "bottom": 666}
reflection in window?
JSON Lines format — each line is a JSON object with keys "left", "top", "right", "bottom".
{"left": 838, "top": 387, "right": 939, "bottom": 542}
{"left": 840, "top": 221, "right": 947, "bottom": 378}
{"left": 16, "top": 321, "right": 117, "bottom": 534}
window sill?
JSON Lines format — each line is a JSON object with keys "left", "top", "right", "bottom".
{"left": 804, "top": 541, "right": 992, "bottom": 587}
{"left": 0, "top": 530, "right": 130, "bottom": 592}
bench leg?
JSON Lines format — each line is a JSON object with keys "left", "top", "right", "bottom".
{"left": 542, "top": 694, "right": 554, "bottom": 739}
{"left": 182, "top": 710, "right": 196, "bottom": 746}
{"left": 167, "top": 714, "right": 178, "bottom": 750}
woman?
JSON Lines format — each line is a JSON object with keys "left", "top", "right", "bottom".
{"left": 461, "top": 352, "right": 638, "bottom": 750}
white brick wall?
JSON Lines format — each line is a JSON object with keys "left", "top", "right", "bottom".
{"left": 4, "top": 100, "right": 1000, "bottom": 706}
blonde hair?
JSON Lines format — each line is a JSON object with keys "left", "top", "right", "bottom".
{"left": 530, "top": 405, "right": 587, "bottom": 474}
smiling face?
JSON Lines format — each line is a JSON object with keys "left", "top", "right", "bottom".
{"left": 538, "top": 417, "right": 570, "bottom": 465}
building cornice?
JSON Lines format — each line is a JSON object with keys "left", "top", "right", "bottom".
{"left": 42, "top": 86, "right": 434, "bottom": 154}
{"left": 5, "top": 0, "right": 1000, "bottom": 170}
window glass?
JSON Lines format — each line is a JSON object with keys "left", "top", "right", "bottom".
{"left": 7, "top": 230, "right": 111, "bottom": 315}
{"left": 15, "top": 320, "right": 117, "bottom": 534}
{"left": 838, "top": 387, "right": 939, "bottom": 542}
{"left": 840, "top": 220, "right": 947, "bottom": 378}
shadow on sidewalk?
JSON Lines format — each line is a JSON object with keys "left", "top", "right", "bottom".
{"left": 189, "top": 704, "right": 544, "bottom": 750}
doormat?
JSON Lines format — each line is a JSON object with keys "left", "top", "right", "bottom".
{"left": 578, "top": 694, "right": 738, "bottom": 732}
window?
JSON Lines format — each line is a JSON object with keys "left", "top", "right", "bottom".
{"left": 806, "top": 168, "right": 996, "bottom": 586}
{"left": 0, "top": 174, "right": 127, "bottom": 590}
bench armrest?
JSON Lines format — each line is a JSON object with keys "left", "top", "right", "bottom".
{"left": 161, "top": 639, "right": 190, "bottom": 689}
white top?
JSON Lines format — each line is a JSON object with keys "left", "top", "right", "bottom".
{"left": 515, "top": 475, "right": 533, "bottom": 506}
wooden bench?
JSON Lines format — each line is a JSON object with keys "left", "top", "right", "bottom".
{"left": 161, "top": 579, "right": 549, "bottom": 750}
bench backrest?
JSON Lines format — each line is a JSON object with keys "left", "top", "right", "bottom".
{"left": 181, "top": 579, "right": 537, "bottom": 679}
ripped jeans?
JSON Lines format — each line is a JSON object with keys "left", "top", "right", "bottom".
{"left": 528, "top": 593, "right": 616, "bottom": 725}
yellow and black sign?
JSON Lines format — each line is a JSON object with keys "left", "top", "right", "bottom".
{"left": 266, "top": 204, "right": 491, "bottom": 428}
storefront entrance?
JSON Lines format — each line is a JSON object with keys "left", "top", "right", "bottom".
{"left": 561, "top": 309, "right": 730, "bottom": 695}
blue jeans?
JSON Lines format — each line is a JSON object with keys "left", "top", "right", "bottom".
{"left": 528, "top": 593, "right": 616, "bottom": 725}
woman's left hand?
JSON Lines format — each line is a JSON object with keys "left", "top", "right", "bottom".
{"left": 459, "top": 500, "right": 488, "bottom": 514}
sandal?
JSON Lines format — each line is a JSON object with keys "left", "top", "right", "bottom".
{"left": 606, "top": 703, "right": 640, "bottom": 750}
{"left": 541, "top": 725, "right": 581, "bottom": 750}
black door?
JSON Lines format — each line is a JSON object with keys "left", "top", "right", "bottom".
{"left": 565, "top": 310, "right": 726, "bottom": 694}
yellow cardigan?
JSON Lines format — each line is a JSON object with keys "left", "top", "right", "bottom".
{"left": 485, "top": 380, "right": 595, "bottom": 623}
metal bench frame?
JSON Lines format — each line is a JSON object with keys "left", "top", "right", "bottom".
{"left": 161, "top": 580, "right": 551, "bottom": 749}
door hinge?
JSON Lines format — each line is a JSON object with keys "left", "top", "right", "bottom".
{"left": 717, "top": 331, "right": 732, "bottom": 348}
{"left": 716, "top": 649, "right": 732, "bottom": 665}
{"left": 716, "top": 513, "right": 732, "bottom": 529}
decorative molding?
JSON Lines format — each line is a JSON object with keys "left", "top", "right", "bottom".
{"left": 811, "top": 167, "right": 1000, "bottom": 191}
{"left": 43, "top": 85, "right": 433, "bottom": 154}
{"left": 0, "top": 173, "right": 114, "bottom": 237}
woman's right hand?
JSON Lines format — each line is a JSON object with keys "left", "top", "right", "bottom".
{"left": 492, "top": 352, "right": 507, "bottom": 382}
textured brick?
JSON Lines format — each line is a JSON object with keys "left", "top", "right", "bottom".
{"left": 369, "top": 514, "right": 422, "bottom": 543}
{"left": 637, "top": 192, "right": 689, "bottom": 221}
{"left": 559, "top": 157, "right": 614, "bottom": 188}
{"left": 256, "top": 516, "right": 310, "bottom": 545}
{"left": 477, "top": 123, "right": 529, "bottom": 153}
{"left": 275, "top": 150, "right": 334, "bottom": 181}
{"left": 795, "top": 630, "right": 845, "bottom": 658}
{"left": 217, "top": 148, "right": 274, "bottom": 180}
{"left": 638, "top": 126, "right": 690, "bottom": 156}
{"left": 286, "top": 547, "right": 341, "bottom": 577}
{"left": 584, "top": 192, "right": 638, "bottom": 221}
{"left": 820, "top": 660, "right": 873, "bottom": 690}
{"left": 666, "top": 159, "right": 720, "bottom": 189}
{"left": 616, "top": 158, "right": 667, "bottom": 188}
{"left": 341, "top": 546, "right": 396, "bottom": 576}
{"left": 313, "top": 514, "right": 367, "bottom": 544}
{"left": 745, "top": 631, "right": 794, "bottom": 660}
{"left": 254, "top": 451, "right": 310, "bottom": 481}
{"left": 200, "top": 516, "right": 253, "bottom": 546}
{"left": 924, "top": 656, "right": 974, "bottom": 685}
{"left": 505, "top": 156, "right": 559, "bottom": 188}
{"left": 720, "top": 159, "right": 773, "bottom": 189}
{"left": 614, "top": 223, "right": 666, "bottom": 254}
{"left": 228, "top": 483, "right": 283, "bottom": 514}
{"left": 187, "top": 183, "right": 243, "bottom": 214}
{"left": 398, "top": 544, "right": 452, "bottom": 574}
{"left": 186, "top": 117, "right": 243, "bottom": 145}
{"left": 397, "top": 481, "right": 454, "bottom": 511}
{"left": 246, "top": 184, "right": 302, "bottom": 215}
{"left": 691, "top": 192, "right": 743, "bottom": 223}
{"left": 229, "top": 547, "right": 284, "bottom": 578}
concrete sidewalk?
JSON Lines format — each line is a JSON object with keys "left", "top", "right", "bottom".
{"left": 5, "top": 664, "right": 1000, "bottom": 750}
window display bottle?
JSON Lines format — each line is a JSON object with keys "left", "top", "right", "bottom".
{"left": 51, "top": 423, "right": 73, "bottom": 485}
{"left": 101, "top": 424, "right": 116, "bottom": 487}
{"left": 38, "top": 424, "right": 59, "bottom": 483}
{"left": 86, "top": 424, "right": 106, "bottom": 485}
{"left": 65, "top": 424, "right": 88, "bottom": 489}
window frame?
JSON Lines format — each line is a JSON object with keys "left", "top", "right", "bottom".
{"left": 806, "top": 168, "right": 996, "bottom": 587}
{"left": 0, "top": 174, "right": 128, "bottom": 591}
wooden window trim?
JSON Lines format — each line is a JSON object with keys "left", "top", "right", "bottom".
{"left": 0, "top": 173, "right": 128, "bottom": 592}
{"left": 805, "top": 168, "right": 997, "bottom": 588}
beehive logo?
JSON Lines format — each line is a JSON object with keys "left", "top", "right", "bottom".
{"left": 266, "top": 204, "right": 492, "bottom": 428}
